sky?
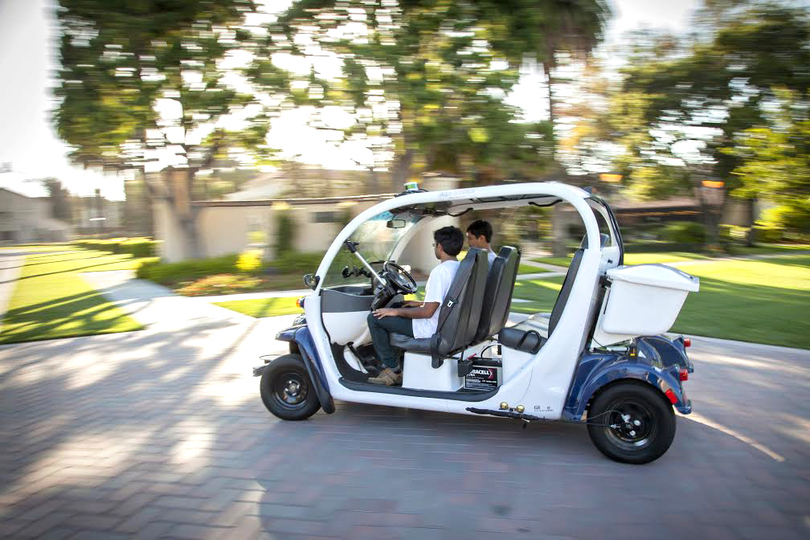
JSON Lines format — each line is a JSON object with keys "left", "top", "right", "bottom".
{"left": 0, "top": 0, "right": 699, "bottom": 201}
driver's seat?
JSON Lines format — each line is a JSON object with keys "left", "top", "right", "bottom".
{"left": 389, "top": 249, "right": 488, "bottom": 367}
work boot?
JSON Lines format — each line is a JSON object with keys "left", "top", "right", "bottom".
{"left": 368, "top": 367, "right": 402, "bottom": 386}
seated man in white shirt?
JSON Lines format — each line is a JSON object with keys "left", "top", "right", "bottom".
{"left": 366, "top": 226, "right": 464, "bottom": 386}
{"left": 465, "top": 219, "right": 497, "bottom": 266}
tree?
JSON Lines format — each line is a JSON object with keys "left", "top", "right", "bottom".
{"left": 727, "top": 89, "right": 810, "bottom": 236}
{"left": 249, "top": 0, "right": 609, "bottom": 190}
{"left": 612, "top": 4, "right": 810, "bottom": 243}
{"left": 42, "top": 178, "right": 73, "bottom": 223}
{"left": 53, "top": 0, "right": 269, "bottom": 257}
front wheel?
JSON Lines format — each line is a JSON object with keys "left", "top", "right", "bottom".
{"left": 260, "top": 354, "right": 321, "bottom": 421}
{"left": 586, "top": 382, "right": 676, "bottom": 464}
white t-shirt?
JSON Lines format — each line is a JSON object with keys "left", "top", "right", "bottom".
{"left": 412, "top": 260, "right": 460, "bottom": 339}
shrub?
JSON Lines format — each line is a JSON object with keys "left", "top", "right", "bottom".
{"left": 759, "top": 205, "right": 810, "bottom": 236}
{"left": 136, "top": 254, "right": 239, "bottom": 285}
{"left": 660, "top": 221, "right": 706, "bottom": 244}
{"left": 176, "top": 274, "right": 262, "bottom": 296}
{"left": 267, "top": 251, "right": 323, "bottom": 275}
{"left": 120, "top": 238, "right": 158, "bottom": 257}
{"left": 236, "top": 249, "right": 263, "bottom": 273}
{"left": 752, "top": 223, "right": 784, "bottom": 243}
{"left": 274, "top": 210, "right": 295, "bottom": 256}
{"left": 72, "top": 237, "right": 158, "bottom": 257}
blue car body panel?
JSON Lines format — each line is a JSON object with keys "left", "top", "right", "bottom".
{"left": 563, "top": 336, "right": 693, "bottom": 421}
{"left": 273, "top": 324, "right": 336, "bottom": 414}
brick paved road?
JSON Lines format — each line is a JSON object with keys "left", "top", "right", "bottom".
{"left": 1, "top": 316, "right": 808, "bottom": 540}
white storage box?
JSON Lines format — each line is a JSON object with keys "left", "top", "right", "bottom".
{"left": 601, "top": 264, "right": 699, "bottom": 336}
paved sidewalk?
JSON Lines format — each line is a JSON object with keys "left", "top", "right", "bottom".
{"left": 0, "top": 251, "right": 26, "bottom": 328}
{"left": 81, "top": 270, "right": 254, "bottom": 330}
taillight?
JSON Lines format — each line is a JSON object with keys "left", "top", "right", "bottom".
{"left": 683, "top": 338, "right": 691, "bottom": 347}
{"left": 665, "top": 389, "right": 678, "bottom": 404}
{"left": 679, "top": 368, "right": 689, "bottom": 381}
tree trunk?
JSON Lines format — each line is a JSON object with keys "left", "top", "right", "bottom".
{"left": 543, "top": 62, "right": 555, "bottom": 159}
{"left": 551, "top": 205, "right": 569, "bottom": 257}
{"left": 746, "top": 197, "right": 757, "bottom": 246}
{"left": 543, "top": 61, "right": 568, "bottom": 257}
{"left": 161, "top": 168, "right": 202, "bottom": 260}
{"left": 368, "top": 167, "right": 379, "bottom": 194}
{"left": 392, "top": 149, "right": 414, "bottom": 192}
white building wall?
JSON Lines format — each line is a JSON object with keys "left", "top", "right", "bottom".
{"left": 197, "top": 206, "right": 277, "bottom": 259}
{"left": 0, "top": 189, "right": 71, "bottom": 243}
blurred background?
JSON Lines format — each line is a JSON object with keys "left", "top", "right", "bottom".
{"left": 0, "top": 0, "right": 808, "bottom": 267}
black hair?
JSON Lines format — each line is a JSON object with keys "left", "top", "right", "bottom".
{"left": 466, "top": 219, "right": 493, "bottom": 243}
{"left": 434, "top": 226, "right": 464, "bottom": 256}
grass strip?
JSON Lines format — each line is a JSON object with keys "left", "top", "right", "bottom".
{"left": 214, "top": 297, "right": 303, "bottom": 318}
{"left": 0, "top": 248, "right": 156, "bottom": 344}
{"left": 672, "top": 256, "right": 810, "bottom": 349}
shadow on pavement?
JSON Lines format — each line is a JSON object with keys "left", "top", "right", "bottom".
{"left": 0, "top": 322, "right": 808, "bottom": 539}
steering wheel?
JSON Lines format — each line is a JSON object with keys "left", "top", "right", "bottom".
{"left": 381, "top": 261, "right": 418, "bottom": 294}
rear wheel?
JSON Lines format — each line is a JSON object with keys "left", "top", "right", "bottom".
{"left": 586, "top": 382, "right": 676, "bottom": 464}
{"left": 260, "top": 354, "right": 321, "bottom": 421}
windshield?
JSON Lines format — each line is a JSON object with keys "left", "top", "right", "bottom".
{"left": 323, "top": 211, "right": 422, "bottom": 287}
{"left": 352, "top": 211, "right": 420, "bottom": 261}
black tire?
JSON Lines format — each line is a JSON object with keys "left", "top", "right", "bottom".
{"left": 586, "top": 382, "right": 676, "bottom": 465}
{"left": 260, "top": 354, "right": 321, "bottom": 421}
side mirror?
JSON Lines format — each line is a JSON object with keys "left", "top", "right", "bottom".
{"left": 303, "top": 274, "right": 320, "bottom": 290}
{"left": 386, "top": 219, "right": 406, "bottom": 229}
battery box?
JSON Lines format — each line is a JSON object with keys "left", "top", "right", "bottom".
{"left": 459, "top": 358, "right": 502, "bottom": 390}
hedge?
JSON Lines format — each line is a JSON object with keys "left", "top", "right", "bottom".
{"left": 136, "top": 254, "right": 240, "bottom": 285}
{"left": 73, "top": 237, "right": 159, "bottom": 257}
{"left": 660, "top": 221, "right": 707, "bottom": 244}
{"left": 135, "top": 251, "right": 325, "bottom": 287}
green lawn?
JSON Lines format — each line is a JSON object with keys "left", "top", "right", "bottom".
{"left": 214, "top": 297, "right": 303, "bottom": 318}
{"left": 514, "top": 255, "right": 810, "bottom": 349}
{"left": 0, "top": 248, "right": 157, "bottom": 344}
{"left": 672, "top": 256, "right": 810, "bottom": 349}
{"left": 511, "top": 277, "right": 564, "bottom": 313}
{"left": 517, "top": 263, "right": 549, "bottom": 275}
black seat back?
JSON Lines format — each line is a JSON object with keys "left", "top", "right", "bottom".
{"left": 432, "top": 248, "right": 488, "bottom": 363}
{"left": 547, "top": 248, "right": 584, "bottom": 337}
{"left": 473, "top": 246, "right": 520, "bottom": 343}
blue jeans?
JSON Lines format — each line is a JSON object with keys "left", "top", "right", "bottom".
{"left": 367, "top": 313, "right": 413, "bottom": 369}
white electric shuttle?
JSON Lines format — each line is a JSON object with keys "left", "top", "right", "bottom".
{"left": 253, "top": 182, "right": 699, "bottom": 464}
